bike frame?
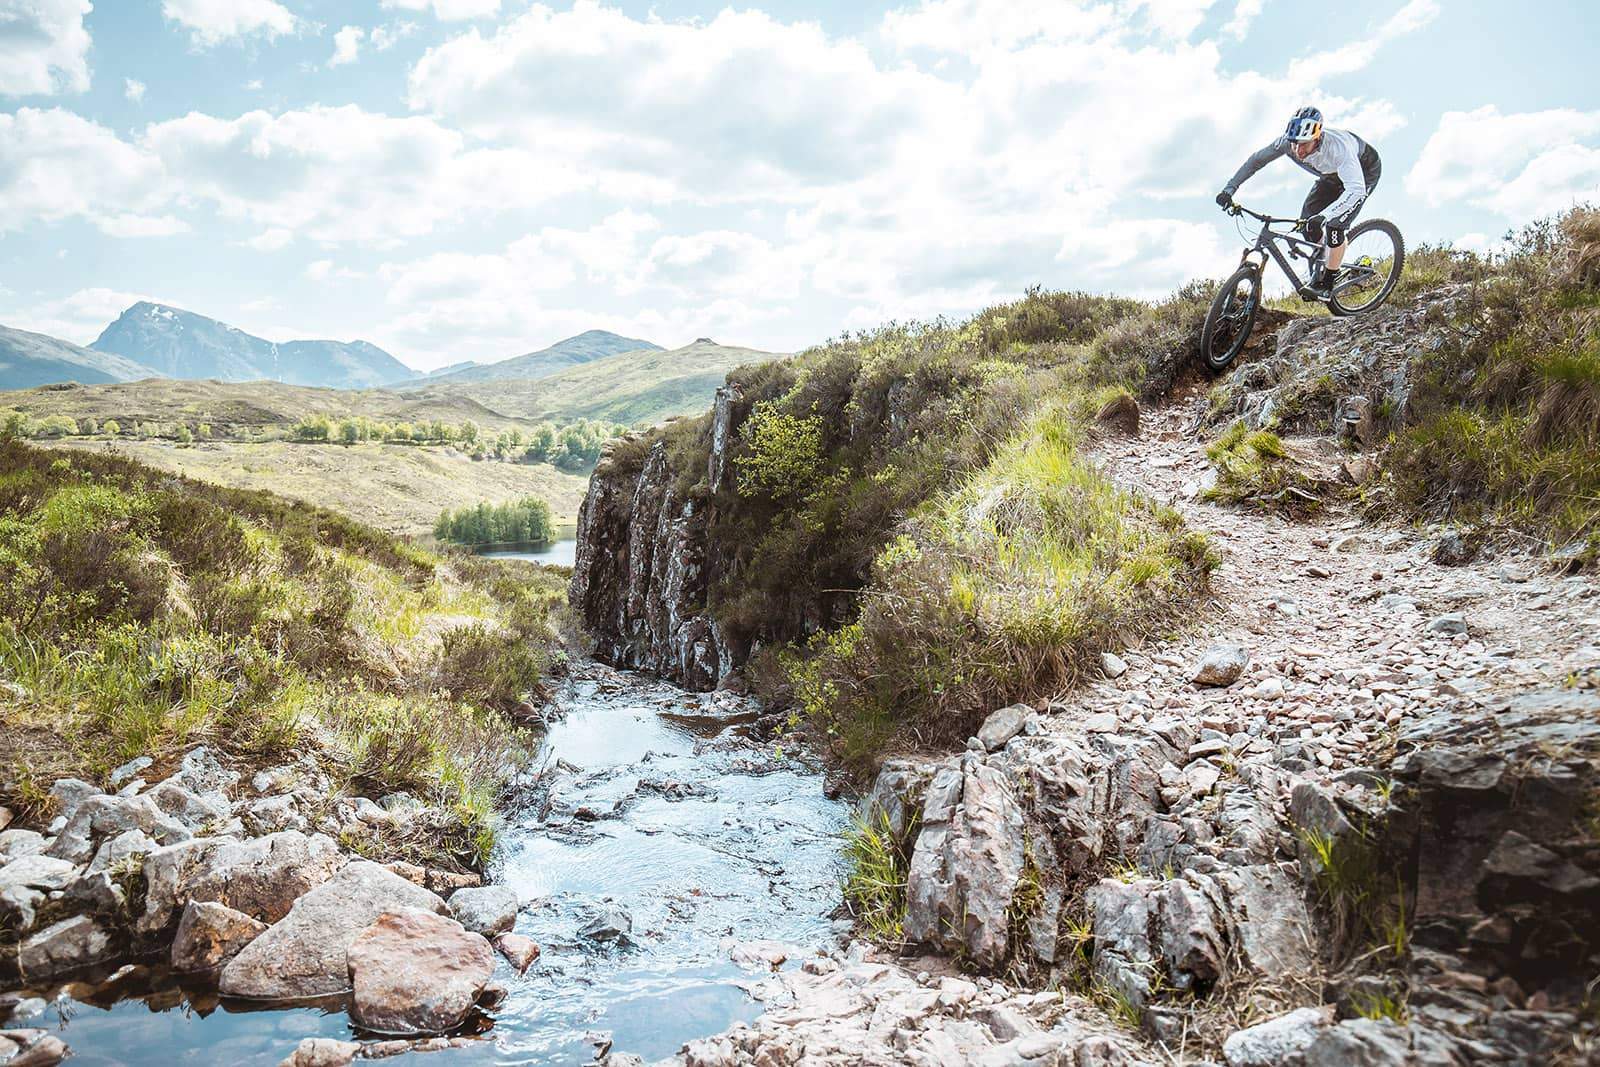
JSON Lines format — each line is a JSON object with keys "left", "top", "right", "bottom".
{"left": 1230, "top": 205, "right": 1324, "bottom": 297}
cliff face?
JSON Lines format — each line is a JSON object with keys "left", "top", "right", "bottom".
{"left": 569, "top": 386, "right": 743, "bottom": 689}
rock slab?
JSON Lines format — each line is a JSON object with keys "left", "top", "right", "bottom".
{"left": 347, "top": 908, "right": 494, "bottom": 1035}
{"left": 171, "top": 900, "right": 268, "bottom": 972}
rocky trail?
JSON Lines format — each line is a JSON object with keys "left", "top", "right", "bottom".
{"left": 666, "top": 382, "right": 1600, "bottom": 1066}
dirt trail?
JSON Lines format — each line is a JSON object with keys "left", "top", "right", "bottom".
{"left": 1072, "top": 388, "right": 1600, "bottom": 772}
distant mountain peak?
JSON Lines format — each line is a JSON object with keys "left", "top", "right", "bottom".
{"left": 88, "top": 302, "right": 413, "bottom": 390}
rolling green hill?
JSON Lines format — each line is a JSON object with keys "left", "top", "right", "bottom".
{"left": 420, "top": 339, "right": 787, "bottom": 424}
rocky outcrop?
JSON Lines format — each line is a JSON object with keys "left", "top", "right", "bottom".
{"left": 570, "top": 433, "right": 731, "bottom": 690}
{"left": 1207, "top": 285, "right": 1466, "bottom": 441}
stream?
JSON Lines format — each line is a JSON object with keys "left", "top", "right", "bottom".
{"left": 2, "top": 667, "right": 849, "bottom": 1065}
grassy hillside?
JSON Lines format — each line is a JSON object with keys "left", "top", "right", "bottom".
{"left": 433, "top": 339, "right": 786, "bottom": 424}
{"left": 404, "top": 328, "right": 661, "bottom": 388}
{"left": 0, "top": 438, "right": 569, "bottom": 868}
{"left": 605, "top": 288, "right": 1215, "bottom": 764}
{"left": 0, "top": 377, "right": 540, "bottom": 436}
{"left": 49, "top": 438, "right": 591, "bottom": 532}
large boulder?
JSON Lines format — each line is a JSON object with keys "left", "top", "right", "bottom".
{"left": 903, "top": 753, "right": 1025, "bottom": 968}
{"left": 137, "top": 830, "right": 343, "bottom": 934}
{"left": 447, "top": 885, "right": 518, "bottom": 937}
{"left": 171, "top": 900, "right": 269, "bottom": 971}
{"left": 346, "top": 908, "right": 495, "bottom": 1035}
{"left": 18, "top": 916, "right": 112, "bottom": 979}
{"left": 1191, "top": 645, "right": 1248, "bottom": 687}
{"left": 220, "top": 861, "right": 448, "bottom": 999}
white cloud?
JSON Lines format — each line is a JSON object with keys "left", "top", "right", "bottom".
{"left": 330, "top": 25, "right": 363, "bottom": 67}
{"left": 162, "top": 0, "right": 298, "bottom": 47}
{"left": 1408, "top": 105, "right": 1600, "bottom": 219}
{"left": 3, "top": 287, "right": 154, "bottom": 345}
{"left": 1121, "top": 0, "right": 1224, "bottom": 40}
{"left": 382, "top": 0, "right": 499, "bottom": 20}
{"left": 124, "top": 78, "right": 147, "bottom": 103}
{"left": 370, "top": 21, "right": 418, "bottom": 50}
{"left": 408, "top": 3, "right": 953, "bottom": 195}
{"left": 305, "top": 258, "right": 364, "bottom": 281}
{"left": 0, "top": 0, "right": 92, "bottom": 96}
{"left": 0, "top": 108, "right": 174, "bottom": 236}
{"left": 1223, "top": 0, "right": 1264, "bottom": 40}
{"left": 1287, "top": 0, "right": 1439, "bottom": 85}
{"left": 242, "top": 227, "right": 294, "bottom": 250}
{"left": 142, "top": 105, "right": 588, "bottom": 245}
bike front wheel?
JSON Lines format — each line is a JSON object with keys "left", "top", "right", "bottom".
{"left": 1201, "top": 264, "right": 1261, "bottom": 372}
{"left": 1328, "top": 219, "right": 1405, "bottom": 316}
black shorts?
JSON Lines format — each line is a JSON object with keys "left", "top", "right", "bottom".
{"left": 1302, "top": 144, "right": 1382, "bottom": 238}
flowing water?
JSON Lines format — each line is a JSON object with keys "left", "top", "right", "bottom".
{"left": 1, "top": 668, "right": 849, "bottom": 1065}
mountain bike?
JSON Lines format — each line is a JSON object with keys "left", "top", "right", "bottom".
{"left": 1200, "top": 203, "right": 1406, "bottom": 371}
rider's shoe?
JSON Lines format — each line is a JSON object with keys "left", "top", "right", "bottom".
{"left": 1304, "top": 268, "right": 1334, "bottom": 300}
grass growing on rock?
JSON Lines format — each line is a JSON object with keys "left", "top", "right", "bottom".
{"left": 1203, "top": 421, "right": 1339, "bottom": 515}
{"left": 0, "top": 438, "right": 569, "bottom": 869}
{"left": 1381, "top": 208, "right": 1600, "bottom": 558}
{"left": 841, "top": 808, "right": 918, "bottom": 943}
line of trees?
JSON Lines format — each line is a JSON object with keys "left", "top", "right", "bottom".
{"left": 0, "top": 411, "right": 214, "bottom": 442}
{"left": 434, "top": 496, "right": 555, "bottom": 548}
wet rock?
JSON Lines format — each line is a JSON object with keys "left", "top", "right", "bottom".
{"left": 976, "top": 704, "right": 1033, "bottom": 752}
{"left": 107, "top": 757, "right": 152, "bottom": 790}
{"left": 3, "top": 1033, "right": 70, "bottom": 1067}
{"left": 347, "top": 908, "right": 495, "bottom": 1035}
{"left": 1423, "top": 613, "right": 1468, "bottom": 636}
{"left": 493, "top": 932, "right": 540, "bottom": 973}
{"left": 277, "top": 1037, "right": 360, "bottom": 1067}
{"left": 171, "top": 900, "right": 269, "bottom": 972}
{"left": 1192, "top": 645, "right": 1248, "bottom": 687}
{"left": 45, "top": 793, "right": 192, "bottom": 864}
{"left": 220, "top": 860, "right": 448, "bottom": 999}
{"left": 578, "top": 901, "right": 634, "bottom": 944}
{"left": 448, "top": 885, "right": 519, "bottom": 936}
{"left": 18, "top": 916, "right": 112, "bottom": 979}
{"left": 904, "top": 754, "right": 1025, "bottom": 968}
{"left": 1223, "top": 1005, "right": 1335, "bottom": 1066}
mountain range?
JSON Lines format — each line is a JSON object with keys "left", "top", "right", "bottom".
{"left": 89, "top": 303, "right": 412, "bottom": 389}
{"left": 0, "top": 302, "right": 783, "bottom": 428}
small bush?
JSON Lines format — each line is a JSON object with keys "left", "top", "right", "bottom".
{"left": 1203, "top": 421, "right": 1337, "bottom": 514}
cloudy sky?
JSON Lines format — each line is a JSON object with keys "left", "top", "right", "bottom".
{"left": 1, "top": 0, "right": 1596, "bottom": 370}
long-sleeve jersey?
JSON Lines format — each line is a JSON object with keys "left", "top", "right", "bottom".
{"left": 1223, "top": 127, "right": 1372, "bottom": 220}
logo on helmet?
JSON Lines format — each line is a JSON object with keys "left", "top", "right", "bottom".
{"left": 1287, "top": 106, "right": 1323, "bottom": 143}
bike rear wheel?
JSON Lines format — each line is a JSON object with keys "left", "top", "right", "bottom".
{"left": 1201, "top": 264, "right": 1261, "bottom": 372}
{"left": 1328, "top": 219, "right": 1405, "bottom": 316}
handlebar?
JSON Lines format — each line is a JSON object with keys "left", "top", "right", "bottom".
{"left": 1225, "top": 202, "right": 1304, "bottom": 226}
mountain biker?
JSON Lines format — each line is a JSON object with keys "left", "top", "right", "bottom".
{"left": 1215, "top": 107, "right": 1382, "bottom": 300}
